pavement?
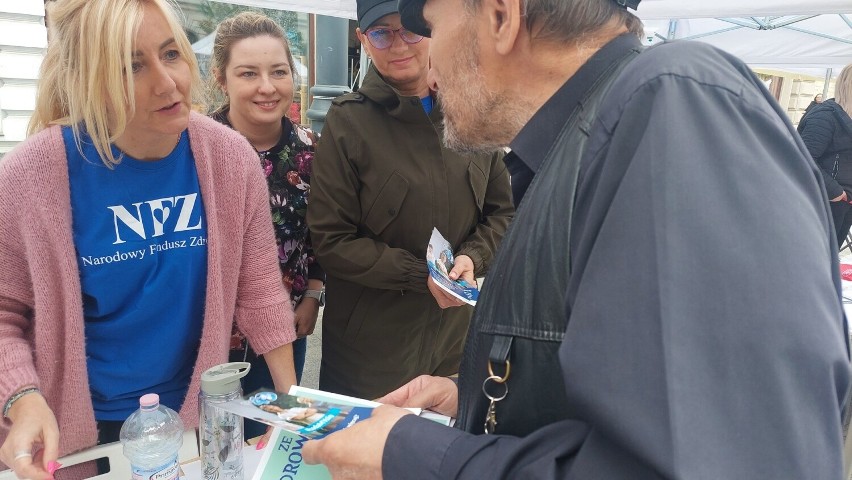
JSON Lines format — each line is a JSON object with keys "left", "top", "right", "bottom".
{"left": 300, "top": 308, "right": 323, "bottom": 389}
{"left": 299, "top": 278, "right": 487, "bottom": 390}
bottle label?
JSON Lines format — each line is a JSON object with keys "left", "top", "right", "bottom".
{"left": 131, "top": 454, "right": 179, "bottom": 480}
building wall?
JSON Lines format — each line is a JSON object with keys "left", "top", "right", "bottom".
{"left": 0, "top": 0, "right": 46, "bottom": 157}
{"left": 753, "top": 68, "right": 837, "bottom": 126}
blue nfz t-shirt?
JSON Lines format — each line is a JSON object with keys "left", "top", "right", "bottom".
{"left": 64, "top": 127, "right": 207, "bottom": 421}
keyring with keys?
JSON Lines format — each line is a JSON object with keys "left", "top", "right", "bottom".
{"left": 482, "top": 360, "right": 510, "bottom": 434}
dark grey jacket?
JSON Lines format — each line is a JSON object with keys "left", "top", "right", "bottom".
{"left": 383, "top": 40, "right": 851, "bottom": 480}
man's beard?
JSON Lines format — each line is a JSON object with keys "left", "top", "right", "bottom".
{"left": 437, "top": 32, "right": 529, "bottom": 155}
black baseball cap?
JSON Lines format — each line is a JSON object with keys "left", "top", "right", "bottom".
{"left": 398, "top": 0, "right": 429, "bottom": 37}
{"left": 358, "top": 0, "right": 399, "bottom": 30}
{"left": 398, "top": 0, "right": 641, "bottom": 38}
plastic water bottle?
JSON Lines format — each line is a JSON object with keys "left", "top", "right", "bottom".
{"left": 199, "top": 362, "right": 250, "bottom": 480}
{"left": 120, "top": 393, "right": 184, "bottom": 480}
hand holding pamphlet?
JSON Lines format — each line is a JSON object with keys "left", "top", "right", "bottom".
{"left": 225, "top": 386, "right": 452, "bottom": 480}
{"left": 427, "top": 228, "right": 479, "bottom": 305}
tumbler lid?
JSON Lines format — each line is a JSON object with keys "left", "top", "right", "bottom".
{"left": 200, "top": 362, "right": 251, "bottom": 395}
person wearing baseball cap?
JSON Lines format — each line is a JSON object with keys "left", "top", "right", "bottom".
{"left": 306, "top": 0, "right": 513, "bottom": 403}
{"left": 358, "top": 0, "right": 399, "bottom": 31}
{"left": 303, "top": 0, "right": 850, "bottom": 478}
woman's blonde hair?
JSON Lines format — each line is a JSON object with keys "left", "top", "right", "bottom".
{"left": 836, "top": 64, "right": 852, "bottom": 116}
{"left": 208, "top": 11, "right": 299, "bottom": 111}
{"left": 29, "top": 0, "right": 201, "bottom": 167}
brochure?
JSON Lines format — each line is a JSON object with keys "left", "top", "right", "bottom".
{"left": 427, "top": 228, "right": 479, "bottom": 305}
{"left": 250, "top": 428, "right": 330, "bottom": 480}
{"left": 289, "top": 385, "right": 453, "bottom": 427}
{"left": 242, "top": 387, "right": 455, "bottom": 480}
{"left": 217, "top": 389, "right": 373, "bottom": 440}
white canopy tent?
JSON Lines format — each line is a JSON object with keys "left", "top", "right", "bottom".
{"left": 640, "top": 15, "right": 852, "bottom": 77}
{"left": 215, "top": 0, "right": 852, "bottom": 75}
{"left": 210, "top": 0, "right": 357, "bottom": 19}
{"left": 638, "top": 0, "right": 852, "bottom": 19}
{"left": 207, "top": 0, "right": 852, "bottom": 20}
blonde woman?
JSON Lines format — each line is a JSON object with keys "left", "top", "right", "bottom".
{"left": 0, "top": 0, "right": 297, "bottom": 477}
{"left": 799, "top": 64, "right": 852, "bottom": 245}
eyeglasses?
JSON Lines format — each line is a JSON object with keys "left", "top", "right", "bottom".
{"left": 364, "top": 27, "right": 424, "bottom": 50}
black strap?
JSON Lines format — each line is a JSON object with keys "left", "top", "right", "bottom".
{"left": 488, "top": 335, "right": 513, "bottom": 371}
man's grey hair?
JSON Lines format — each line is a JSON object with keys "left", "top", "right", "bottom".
{"left": 463, "top": 0, "right": 643, "bottom": 43}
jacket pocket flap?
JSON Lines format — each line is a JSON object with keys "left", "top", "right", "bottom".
{"left": 365, "top": 171, "right": 409, "bottom": 235}
{"left": 468, "top": 161, "right": 488, "bottom": 210}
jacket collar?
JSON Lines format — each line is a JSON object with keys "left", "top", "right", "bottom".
{"left": 509, "top": 33, "right": 643, "bottom": 174}
{"left": 357, "top": 64, "right": 437, "bottom": 123}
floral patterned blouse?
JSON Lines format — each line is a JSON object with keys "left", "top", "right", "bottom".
{"left": 211, "top": 108, "right": 324, "bottom": 351}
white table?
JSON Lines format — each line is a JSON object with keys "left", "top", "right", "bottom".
{"left": 180, "top": 445, "right": 264, "bottom": 480}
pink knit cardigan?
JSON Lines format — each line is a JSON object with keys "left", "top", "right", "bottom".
{"left": 0, "top": 113, "right": 296, "bottom": 462}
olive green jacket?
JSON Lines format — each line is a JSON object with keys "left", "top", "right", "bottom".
{"left": 307, "top": 66, "right": 514, "bottom": 398}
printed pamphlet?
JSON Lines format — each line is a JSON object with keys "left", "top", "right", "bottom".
{"left": 217, "top": 389, "right": 372, "bottom": 440}
{"left": 250, "top": 427, "right": 330, "bottom": 480}
{"left": 289, "top": 385, "right": 453, "bottom": 426}
{"left": 247, "top": 387, "right": 455, "bottom": 480}
{"left": 427, "top": 228, "right": 479, "bottom": 305}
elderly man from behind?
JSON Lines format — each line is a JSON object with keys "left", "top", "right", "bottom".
{"left": 302, "top": 0, "right": 852, "bottom": 479}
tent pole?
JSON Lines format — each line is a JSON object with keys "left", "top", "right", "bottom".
{"left": 666, "top": 19, "right": 677, "bottom": 40}
{"left": 824, "top": 68, "right": 833, "bottom": 98}
{"left": 306, "top": 15, "right": 351, "bottom": 133}
{"left": 358, "top": 49, "right": 369, "bottom": 89}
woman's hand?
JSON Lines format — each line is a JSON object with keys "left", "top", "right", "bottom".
{"left": 0, "top": 392, "right": 59, "bottom": 480}
{"left": 375, "top": 375, "right": 459, "bottom": 418}
{"left": 257, "top": 341, "right": 299, "bottom": 450}
{"left": 448, "top": 255, "right": 475, "bottom": 286}
{"left": 427, "top": 276, "right": 466, "bottom": 309}
{"left": 427, "top": 255, "right": 476, "bottom": 309}
{"left": 294, "top": 297, "right": 320, "bottom": 338}
{"left": 831, "top": 191, "right": 848, "bottom": 202}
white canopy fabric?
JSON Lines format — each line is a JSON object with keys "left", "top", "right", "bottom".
{"left": 217, "top": 0, "right": 852, "bottom": 72}
{"left": 638, "top": 0, "right": 852, "bottom": 19}
{"left": 215, "top": 0, "right": 356, "bottom": 19}
{"left": 639, "top": 14, "right": 852, "bottom": 73}
{"left": 214, "top": 0, "right": 852, "bottom": 23}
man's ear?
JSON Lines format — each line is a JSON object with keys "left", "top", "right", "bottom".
{"left": 484, "top": 0, "right": 522, "bottom": 56}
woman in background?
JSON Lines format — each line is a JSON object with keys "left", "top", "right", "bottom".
{"left": 209, "top": 12, "right": 323, "bottom": 439}
{"left": 799, "top": 65, "right": 852, "bottom": 246}
{"left": 804, "top": 92, "right": 824, "bottom": 116}
{"left": 0, "top": 1, "right": 297, "bottom": 477}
